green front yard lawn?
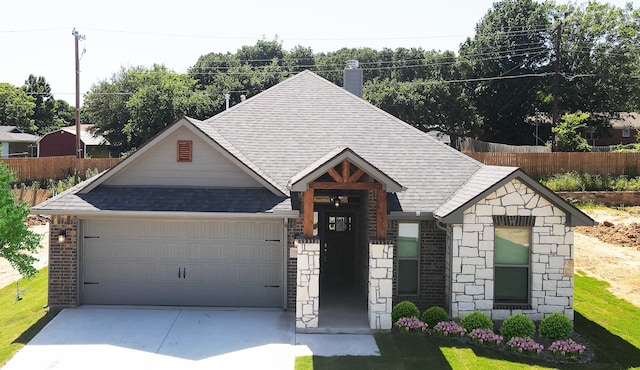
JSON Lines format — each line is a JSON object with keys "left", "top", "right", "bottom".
{"left": 296, "top": 273, "right": 640, "bottom": 370}
{"left": 0, "top": 268, "right": 58, "bottom": 367}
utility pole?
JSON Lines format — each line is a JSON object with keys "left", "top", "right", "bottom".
{"left": 552, "top": 22, "right": 562, "bottom": 151}
{"left": 72, "top": 28, "right": 85, "bottom": 158}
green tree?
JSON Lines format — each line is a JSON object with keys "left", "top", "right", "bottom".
{"left": 460, "top": 0, "right": 552, "bottom": 144}
{"left": 0, "top": 83, "right": 36, "bottom": 133}
{"left": 365, "top": 78, "right": 481, "bottom": 137}
{"left": 123, "top": 65, "right": 214, "bottom": 149}
{"left": 553, "top": 2, "right": 640, "bottom": 114}
{"left": 84, "top": 65, "right": 214, "bottom": 154}
{"left": 552, "top": 111, "right": 591, "bottom": 152}
{"left": 0, "top": 163, "right": 42, "bottom": 277}
{"left": 20, "top": 75, "right": 75, "bottom": 134}
{"left": 83, "top": 67, "right": 138, "bottom": 153}
{"left": 22, "top": 75, "right": 56, "bottom": 134}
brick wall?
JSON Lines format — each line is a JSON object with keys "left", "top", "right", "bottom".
{"left": 390, "top": 219, "right": 447, "bottom": 311}
{"left": 48, "top": 215, "right": 78, "bottom": 308}
{"left": 287, "top": 210, "right": 303, "bottom": 310}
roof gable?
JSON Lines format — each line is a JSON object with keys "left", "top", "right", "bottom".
{"left": 81, "top": 117, "right": 286, "bottom": 196}
{"left": 434, "top": 167, "right": 593, "bottom": 226}
{"left": 288, "top": 146, "right": 404, "bottom": 192}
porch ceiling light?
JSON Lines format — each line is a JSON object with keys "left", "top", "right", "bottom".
{"left": 58, "top": 229, "right": 67, "bottom": 243}
{"left": 331, "top": 195, "right": 341, "bottom": 208}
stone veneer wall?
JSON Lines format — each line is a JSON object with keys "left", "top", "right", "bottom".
{"left": 48, "top": 215, "right": 78, "bottom": 308}
{"left": 390, "top": 220, "right": 447, "bottom": 310}
{"left": 368, "top": 241, "right": 393, "bottom": 329}
{"left": 449, "top": 179, "right": 575, "bottom": 321}
{"left": 296, "top": 238, "right": 320, "bottom": 329}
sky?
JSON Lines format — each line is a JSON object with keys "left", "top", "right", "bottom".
{"left": 1, "top": 0, "right": 638, "bottom": 107}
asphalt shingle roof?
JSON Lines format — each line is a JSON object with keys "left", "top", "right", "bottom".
{"left": 201, "top": 70, "right": 483, "bottom": 213}
{"left": 37, "top": 70, "right": 567, "bottom": 219}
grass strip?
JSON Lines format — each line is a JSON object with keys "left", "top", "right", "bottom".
{"left": 0, "top": 268, "right": 58, "bottom": 367}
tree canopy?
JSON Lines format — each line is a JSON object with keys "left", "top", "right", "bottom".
{"left": 25, "top": 0, "right": 640, "bottom": 153}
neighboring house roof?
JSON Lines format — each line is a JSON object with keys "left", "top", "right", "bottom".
{"left": 426, "top": 130, "right": 452, "bottom": 145}
{"left": 57, "top": 124, "right": 110, "bottom": 146}
{"left": 33, "top": 71, "right": 593, "bottom": 225}
{"left": 611, "top": 113, "right": 640, "bottom": 129}
{"left": 0, "top": 126, "right": 39, "bottom": 143}
{"left": 528, "top": 112, "right": 640, "bottom": 129}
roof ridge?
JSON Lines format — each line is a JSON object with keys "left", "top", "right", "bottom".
{"left": 205, "top": 70, "right": 315, "bottom": 124}
{"left": 296, "top": 71, "right": 483, "bottom": 167}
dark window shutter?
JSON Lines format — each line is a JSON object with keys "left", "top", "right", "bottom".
{"left": 177, "top": 141, "right": 192, "bottom": 162}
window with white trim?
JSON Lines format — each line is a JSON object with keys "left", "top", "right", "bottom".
{"left": 622, "top": 128, "right": 631, "bottom": 138}
{"left": 398, "top": 223, "right": 419, "bottom": 295}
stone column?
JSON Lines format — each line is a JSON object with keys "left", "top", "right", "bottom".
{"left": 295, "top": 238, "right": 320, "bottom": 329}
{"left": 369, "top": 241, "right": 393, "bottom": 330}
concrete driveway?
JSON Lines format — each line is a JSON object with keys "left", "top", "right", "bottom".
{"left": 2, "top": 307, "right": 379, "bottom": 370}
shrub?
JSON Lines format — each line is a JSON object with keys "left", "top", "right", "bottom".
{"left": 506, "top": 337, "right": 544, "bottom": 355}
{"left": 548, "top": 339, "right": 586, "bottom": 359}
{"left": 500, "top": 314, "right": 536, "bottom": 340}
{"left": 421, "top": 306, "right": 449, "bottom": 328}
{"left": 467, "top": 328, "right": 503, "bottom": 346}
{"left": 539, "top": 313, "right": 574, "bottom": 340}
{"left": 433, "top": 321, "right": 467, "bottom": 337}
{"left": 391, "top": 301, "right": 420, "bottom": 323}
{"left": 394, "top": 317, "right": 428, "bottom": 333}
{"left": 460, "top": 311, "right": 494, "bottom": 331}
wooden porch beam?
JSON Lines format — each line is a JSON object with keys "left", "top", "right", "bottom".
{"left": 341, "top": 159, "right": 350, "bottom": 180}
{"left": 303, "top": 189, "right": 314, "bottom": 237}
{"left": 309, "top": 182, "right": 382, "bottom": 190}
{"left": 348, "top": 168, "right": 365, "bottom": 183}
{"left": 376, "top": 188, "right": 387, "bottom": 239}
{"left": 327, "top": 168, "right": 343, "bottom": 183}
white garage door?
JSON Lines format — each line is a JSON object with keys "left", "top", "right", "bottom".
{"left": 81, "top": 219, "right": 284, "bottom": 307}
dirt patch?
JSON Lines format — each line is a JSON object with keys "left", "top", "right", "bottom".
{"left": 575, "top": 208, "right": 640, "bottom": 307}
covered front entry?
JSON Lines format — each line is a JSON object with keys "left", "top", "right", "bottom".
{"left": 292, "top": 148, "right": 401, "bottom": 331}
{"left": 317, "top": 206, "right": 372, "bottom": 332}
{"left": 81, "top": 218, "right": 285, "bottom": 308}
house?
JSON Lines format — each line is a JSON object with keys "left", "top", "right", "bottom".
{"left": 0, "top": 126, "right": 39, "bottom": 157}
{"left": 585, "top": 113, "right": 640, "bottom": 146}
{"left": 32, "top": 71, "right": 592, "bottom": 332}
{"left": 38, "top": 124, "right": 112, "bottom": 158}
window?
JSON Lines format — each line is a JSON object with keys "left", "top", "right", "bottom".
{"left": 622, "top": 128, "right": 631, "bottom": 138}
{"left": 494, "top": 227, "right": 530, "bottom": 305}
{"left": 177, "top": 140, "right": 192, "bottom": 162}
{"left": 328, "top": 216, "right": 352, "bottom": 232}
{"left": 398, "top": 223, "right": 419, "bottom": 295}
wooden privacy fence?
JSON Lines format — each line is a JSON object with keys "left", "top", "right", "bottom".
{"left": 465, "top": 152, "right": 640, "bottom": 179}
{"left": 0, "top": 157, "right": 122, "bottom": 183}
{"left": 11, "top": 189, "right": 51, "bottom": 207}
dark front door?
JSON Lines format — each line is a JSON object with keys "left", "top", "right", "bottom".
{"left": 321, "top": 211, "right": 356, "bottom": 288}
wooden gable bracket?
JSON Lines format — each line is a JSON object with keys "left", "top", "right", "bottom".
{"left": 302, "top": 159, "right": 387, "bottom": 239}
